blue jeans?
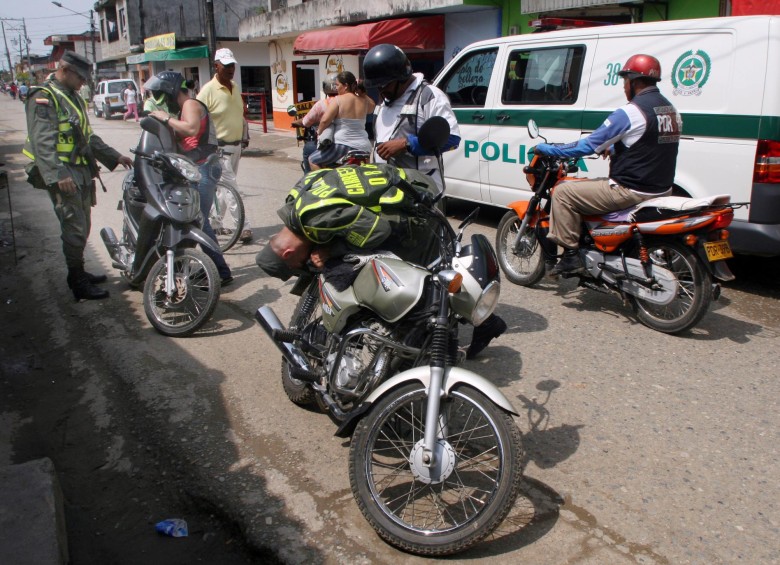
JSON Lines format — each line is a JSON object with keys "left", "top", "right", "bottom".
{"left": 196, "top": 159, "right": 231, "bottom": 279}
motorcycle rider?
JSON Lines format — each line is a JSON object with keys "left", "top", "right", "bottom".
{"left": 22, "top": 50, "right": 133, "bottom": 300}
{"left": 364, "top": 44, "right": 505, "bottom": 355}
{"left": 256, "top": 164, "right": 505, "bottom": 359}
{"left": 147, "top": 71, "right": 233, "bottom": 285}
{"left": 533, "top": 54, "right": 682, "bottom": 276}
{"left": 290, "top": 73, "right": 339, "bottom": 173}
{"left": 364, "top": 44, "right": 460, "bottom": 192}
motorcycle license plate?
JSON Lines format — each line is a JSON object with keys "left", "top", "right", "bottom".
{"left": 704, "top": 241, "right": 733, "bottom": 261}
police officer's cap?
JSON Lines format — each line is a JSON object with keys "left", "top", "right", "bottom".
{"left": 60, "top": 51, "right": 92, "bottom": 81}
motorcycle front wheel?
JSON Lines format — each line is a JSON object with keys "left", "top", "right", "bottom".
{"left": 209, "top": 181, "right": 245, "bottom": 252}
{"left": 631, "top": 240, "right": 713, "bottom": 334}
{"left": 496, "top": 210, "right": 546, "bottom": 286}
{"left": 349, "top": 383, "right": 523, "bottom": 556}
{"left": 143, "top": 249, "right": 221, "bottom": 337}
{"left": 281, "top": 279, "right": 320, "bottom": 406}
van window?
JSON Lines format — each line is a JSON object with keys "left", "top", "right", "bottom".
{"left": 502, "top": 46, "right": 585, "bottom": 105}
{"left": 108, "top": 81, "right": 132, "bottom": 94}
{"left": 438, "top": 48, "right": 498, "bottom": 108}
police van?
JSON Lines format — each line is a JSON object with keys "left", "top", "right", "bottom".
{"left": 433, "top": 16, "right": 780, "bottom": 256}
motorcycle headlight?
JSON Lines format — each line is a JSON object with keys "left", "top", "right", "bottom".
{"left": 161, "top": 153, "right": 202, "bottom": 183}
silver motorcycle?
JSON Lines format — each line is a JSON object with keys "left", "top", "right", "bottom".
{"left": 256, "top": 118, "right": 524, "bottom": 556}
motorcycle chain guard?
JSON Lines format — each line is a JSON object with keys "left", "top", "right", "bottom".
{"left": 584, "top": 251, "right": 678, "bottom": 305}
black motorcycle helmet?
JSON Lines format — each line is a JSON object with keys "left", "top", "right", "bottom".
{"left": 362, "top": 44, "right": 412, "bottom": 89}
{"left": 145, "top": 71, "right": 187, "bottom": 113}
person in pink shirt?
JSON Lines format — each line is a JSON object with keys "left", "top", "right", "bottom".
{"left": 123, "top": 83, "right": 139, "bottom": 122}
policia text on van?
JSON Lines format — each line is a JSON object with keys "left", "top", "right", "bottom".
{"left": 434, "top": 16, "right": 780, "bottom": 256}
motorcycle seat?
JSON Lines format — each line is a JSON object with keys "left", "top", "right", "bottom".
{"left": 598, "top": 194, "right": 731, "bottom": 224}
{"left": 630, "top": 194, "right": 731, "bottom": 222}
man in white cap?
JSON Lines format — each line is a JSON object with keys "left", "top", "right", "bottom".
{"left": 197, "top": 47, "right": 253, "bottom": 243}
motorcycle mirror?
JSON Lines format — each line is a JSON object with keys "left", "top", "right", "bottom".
{"left": 417, "top": 116, "right": 450, "bottom": 153}
{"left": 286, "top": 104, "right": 298, "bottom": 117}
{"left": 527, "top": 119, "right": 539, "bottom": 139}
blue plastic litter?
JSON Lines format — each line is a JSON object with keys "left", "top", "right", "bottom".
{"left": 155, "top": 518, "right": 188, "bottom": 537}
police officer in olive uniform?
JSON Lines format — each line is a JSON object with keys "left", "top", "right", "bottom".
{"left": 23, "top": 51, "right": 133, "bottom": 300}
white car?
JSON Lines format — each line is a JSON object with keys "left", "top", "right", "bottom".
{"left": 93, "top": 79, "right": 138, "bottom": 119}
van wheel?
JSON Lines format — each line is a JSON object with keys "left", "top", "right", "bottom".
{"left": 94, "top": 105, "right": 102, "bottom": 117}
{"left": 103, "top": 104, "right": 110, "bottom": 120}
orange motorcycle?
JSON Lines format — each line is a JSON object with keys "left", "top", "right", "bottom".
{"left": 495, "top": 121, "right": 741, "bottom": 334}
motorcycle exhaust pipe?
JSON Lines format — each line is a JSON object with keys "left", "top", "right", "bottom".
{"left": 100, "top": 227, "right": 128, "bottom": 270}
{"left": 255, "top": 306, "right": 317, "bottom": 380}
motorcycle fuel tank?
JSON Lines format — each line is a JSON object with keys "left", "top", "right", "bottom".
{"left": 319, "top": 258, "right": 429, "bottom": 333}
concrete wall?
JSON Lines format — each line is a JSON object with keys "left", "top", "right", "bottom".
{"left": 240, "top": 0, "right": 465, "bottom": 40}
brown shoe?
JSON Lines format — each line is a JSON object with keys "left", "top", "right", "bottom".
{"left": 239, "top": 229, "right": 253, "bottom": 244}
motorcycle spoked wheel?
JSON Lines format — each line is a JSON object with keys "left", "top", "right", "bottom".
{"left": 143, "top": 249, "right": 221, "bottom": 337}
{"left": 209, "top": 181, "right": 245, "bottom": 252}
{"left": 631, "top": 240, "right": 713, "bottom": 334}
{"left": 281, "top": 280, "right": 320, "bottom": 406}
{"left": 496, "top": 210, "right": 546, "bottom": 286}
{"left": 349, "top": 383, "right": 523, "bottom": 556}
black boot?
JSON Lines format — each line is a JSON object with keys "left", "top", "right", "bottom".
{"left": 467, "top": 314, "right": 507, "bottom": 360}
{"left": 548, "top": 248, "right": 585, "bottom": 277}
{"left": 84, "top": 271, "right": 108, "bottom": 284}
{"left": 67, "top": 268, "right": 109, "bottom": 301}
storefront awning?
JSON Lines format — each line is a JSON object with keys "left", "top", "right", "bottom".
{"left": 293, "top": 16, "right": 444, "bottom": 55}
{"left": 127, "top": 45, "right": 209, "bottom": 65}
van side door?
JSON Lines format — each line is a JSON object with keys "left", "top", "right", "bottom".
{"left": 436, "top": 47, "right": 500, "bottom": 203}
{"left": 486, "top": 41, "right": 596, "bottom": 205}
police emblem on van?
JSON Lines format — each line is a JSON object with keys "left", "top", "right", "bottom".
{"left": 671, "top": 50, "right": 712, "bottom": 96}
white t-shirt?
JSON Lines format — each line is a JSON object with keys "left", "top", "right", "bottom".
{"left": 124, "top": 88, "right": 137, "bottom": 105}
{"left": 373, "top": 73, "right": 459, "bottom": 189}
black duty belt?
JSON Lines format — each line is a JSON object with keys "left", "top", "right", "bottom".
{"left": 218, "top": 140, "right": 241, "bottom": 146}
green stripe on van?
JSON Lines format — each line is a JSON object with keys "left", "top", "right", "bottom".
{"left": 453, "top": 108, "right": 780, "bottom": 141}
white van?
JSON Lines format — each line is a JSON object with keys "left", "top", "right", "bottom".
{"left": 434, "top": 16, "right": 780, "bottom": 256}
{"left": 93, "top": 78, "right": 138, "bottom": 119}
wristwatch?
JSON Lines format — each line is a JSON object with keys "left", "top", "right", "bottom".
{"left": 164, "top": 116, "right": 170, "bottom": 125}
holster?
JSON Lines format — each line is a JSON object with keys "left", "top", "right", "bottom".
{"left": 24, "top": 162, "right": 47, "bottom": 189}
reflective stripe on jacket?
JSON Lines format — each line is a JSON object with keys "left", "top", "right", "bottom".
{"left": 23, "top": 82, "right": 91, "bottom": 166}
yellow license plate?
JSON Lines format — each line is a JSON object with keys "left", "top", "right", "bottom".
{"left": 704, "top": 240, "right": 733, "bottom": 261}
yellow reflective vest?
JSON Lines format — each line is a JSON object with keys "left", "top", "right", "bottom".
{"left": 23, "top": 82, "right": 92, "bottom": 166}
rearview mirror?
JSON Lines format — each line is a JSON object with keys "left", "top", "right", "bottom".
{"left": 527, "top": 119, "right": 539, "bottom": 139}
{"left": 417, "top": 116, "right": 450, "bottom": 153}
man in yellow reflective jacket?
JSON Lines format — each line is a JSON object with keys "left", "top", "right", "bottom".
{"left": 23, "top": 51, "right": 133, "bottom": 301}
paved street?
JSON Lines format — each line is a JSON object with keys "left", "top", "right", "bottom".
{"left": 1, "top": 93, "right": 779, "bottom": 564}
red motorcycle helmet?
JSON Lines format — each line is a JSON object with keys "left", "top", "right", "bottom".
{"left": 618, "top": 54, "right": 662, "bottom": 82}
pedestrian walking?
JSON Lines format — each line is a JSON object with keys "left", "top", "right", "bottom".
{"left": 123, "top": 83, "right": 139, "bottom": 121}
{"left": 22, "top": 51, "right": 133, "bottom": 301}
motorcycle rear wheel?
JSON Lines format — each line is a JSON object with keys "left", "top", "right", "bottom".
{"left": 209, "top": 181, "right": 245, "bottom": 252}
{"left": 349, "top": 383, "right": 523, "bottom": 556}
{"left": 143, "top": 249, "right": 221, "bottom": 337}
{"left": 496, "top": 210, "right": 546, "bottom": 286}
{"left": 281, "top": 280, "right": 320, "bottom": 406}
{"left": 631, "top": 240, "right": 713, "bottom": 334}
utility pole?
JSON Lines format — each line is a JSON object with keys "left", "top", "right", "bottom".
{"left": 22, "top": 18, "right": 31, "bottom": 82}
{"left": 1, "top": 20, "right": 14, "bottom": 82}
{"left": 204, "top": 0, "right": 217, "bottom": 74}
{"left": 89, "top": 10, "right": 97, "bottom": 95}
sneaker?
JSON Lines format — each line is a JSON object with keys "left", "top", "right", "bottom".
{"left": 548, "top": 249, "right": 584, "bottom": 277}
{"left": 239, "top": 229, "right": 253, "bottom": 244}
{"left": 221, "top": 276, "right": 235, "bottom": 287}
{"left": 466, "top": 315, "right": 507, "bottom": 360}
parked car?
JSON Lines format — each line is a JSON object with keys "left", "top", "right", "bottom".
{"left": 93, "top": 78, "right": 138, "bottom": 119}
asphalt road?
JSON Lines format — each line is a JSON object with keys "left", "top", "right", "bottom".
{"left": 2, "top": 95, "right": 779, "bottom": 564}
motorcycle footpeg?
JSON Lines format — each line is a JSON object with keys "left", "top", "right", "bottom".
{"left": 289, "top": 366, "right": 319, "bottom": 383}
{"left": 272, "top": 329, "right": 297, "bottom": 343}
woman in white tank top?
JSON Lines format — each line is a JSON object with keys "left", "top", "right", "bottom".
{"left": 309, "top": 71, "right": 375, "bottom": 170}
